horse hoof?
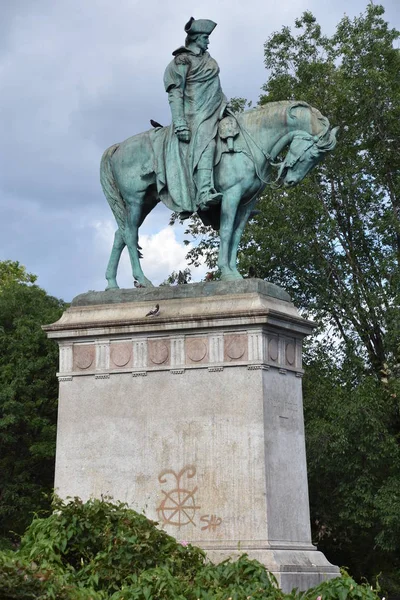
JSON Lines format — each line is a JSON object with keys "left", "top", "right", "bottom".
{"left": 106, "top": 283, "right": 119, "bottom": 290}
{"left": 135, "top": 278, "right": 154, "bottom": 288}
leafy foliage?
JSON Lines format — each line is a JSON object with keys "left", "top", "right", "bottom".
{"left": 302, "top": 347, "right": 400, "bottom": 590}
{"left": 244, "top": 4, "right": 400, "bottom": 377}
{"left": 0, "top": 261, "right": 66, "bottom": 543}
{"left": 0, "top": 497, "right": 382, "bottom": 600}
{"left": 160, "top": 268, "right": 192, "bottom": 286}
{"left": 0, "top": 261, "right": 37, "bottom": 287}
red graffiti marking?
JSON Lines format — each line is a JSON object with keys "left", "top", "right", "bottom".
{"left": 157, "top": 465, "right": 201, "bottom": 528}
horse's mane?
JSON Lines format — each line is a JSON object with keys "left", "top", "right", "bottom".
{"left": 240, "top": 100, "right": 330, "bottom": 138}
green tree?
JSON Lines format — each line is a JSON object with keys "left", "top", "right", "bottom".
{"left": 160, "top": 267, "right": 192, "bottom": 285}
{"left": 0, "top": 261, "right": 65, "bottom": 543}
{"left": 302, "top": 349, "right": 400, "bottom": 592}
{"left": 0, "top": 260, "right": 37, "bottom": 287}
{"left": 241, "top": 4, "right": 400, "bottom": 378}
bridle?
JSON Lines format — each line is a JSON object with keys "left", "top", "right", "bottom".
{"left": 270, "top": 131, "right": 322, "bottom": 189}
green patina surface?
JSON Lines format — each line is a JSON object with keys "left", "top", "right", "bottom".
{"left": 72, "top": 279, "right": 291, "bottom": 307}
{"left": 99, "top": 18, "right": 338, "bottom": 289}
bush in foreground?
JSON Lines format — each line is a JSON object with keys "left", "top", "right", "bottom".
{"left": 0, "top": 498, "right": 381, "bottom": 600}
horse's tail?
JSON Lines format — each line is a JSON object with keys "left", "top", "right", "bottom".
{"left": 100, "top": 144, "right": 126, "bottom": 235}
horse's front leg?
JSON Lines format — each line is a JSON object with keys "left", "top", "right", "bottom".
{"left": 125, "top": 196, "right": 154, "bottom": 287}
{"left": 105, "top": 228, "right": 125, "bottom": 290}
{"left": 218, "top": 188, "right": 242, "bottom": 281}
{"left": 228, "top": 196, "right": 259, "bottom": 276}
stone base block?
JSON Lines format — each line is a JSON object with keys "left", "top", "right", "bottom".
{"left": 44, "top": 280, "right": 339, "bottom": 591}
{"left": 206, "top": 547, "right": 338, "bottom": 592}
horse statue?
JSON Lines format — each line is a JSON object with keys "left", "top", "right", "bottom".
{"left": 100, "top": 100, "right": 338, "bottom": 288}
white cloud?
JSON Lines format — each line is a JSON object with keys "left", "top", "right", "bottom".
{"left": 92, "top": 220, "right": 207, "bottom": 289}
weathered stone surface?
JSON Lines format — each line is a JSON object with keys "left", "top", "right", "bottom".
{"left": 71, "top": 279, "right": 292, "bottom": 306}
{"left": 45, "top": 280, "right": 339, "bottom": 591}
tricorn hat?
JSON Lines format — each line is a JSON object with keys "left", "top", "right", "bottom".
{"left": 184, "top": 17, "right": 217, "bottom": 35}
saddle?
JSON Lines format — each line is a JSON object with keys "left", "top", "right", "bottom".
{"left": 218, "top": 115, "right": 240, "bottom": 152}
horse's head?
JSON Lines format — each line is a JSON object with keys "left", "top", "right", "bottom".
{"left": 272, "top": 126, "right": 339, "bottom": 189}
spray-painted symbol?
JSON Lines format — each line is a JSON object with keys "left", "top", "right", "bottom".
{"left": 200, "top": 514, "right": 223, "bottom": 531}
{"left": 157, "top": 465, "right": 201, "bottom": 528}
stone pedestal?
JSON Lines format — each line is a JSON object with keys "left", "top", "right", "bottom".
{"left": 44, "top": 280, "right": 339, "bottom": 592}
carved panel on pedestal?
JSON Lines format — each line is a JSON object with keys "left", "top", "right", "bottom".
{"left": 268, "top": 336, "right": 279, "bottom": 363}
{"left": 224, "top": 334, "right": 248, "bottom": 362}
{"left": 73, "top": 344, "right": 95, "bottom": 371}
{"left": 110, "top": 342, "right": 133, "bottom": 369}
{"left": 148, "top": 339, "right": 170, "bottom": 366}
{"left": 186, "top": 337, "right": 208, "bottom": 364}
{"left": 285, "top": 340, "right": 296, "bottom": 367}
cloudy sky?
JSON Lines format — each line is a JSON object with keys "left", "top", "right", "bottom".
{"left": 1, "top": 0, "right": 399, "bottom": 301}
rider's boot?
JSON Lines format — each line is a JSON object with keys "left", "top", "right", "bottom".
{"left": 195, "top": 168, "right": 223, "bottom": 212}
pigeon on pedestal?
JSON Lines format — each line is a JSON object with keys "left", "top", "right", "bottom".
{"left": 146, "top": 304, "right": 160, "bottom": 317}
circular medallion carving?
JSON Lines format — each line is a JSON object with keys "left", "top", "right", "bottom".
{"left": 111, "top": 344, "right": 132, "bottom": 367}
{"left": 268, "top": 338, "right": 279, "bottom": 361}
{"left": 186, "top": 339, "right": 207, "bottom": 362}
{"left": 285, "top": 342, "right": 296, "bottom": 366}
{"left": 74, "top": 345, "right": 94, "bottom": 370}
{"left": 226, "top": 335, "right": 246, "bottom": 360}
{"left": 149, "top": 341, "right": 169, "bottom": 365}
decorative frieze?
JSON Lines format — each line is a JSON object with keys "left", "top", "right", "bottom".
{"left": 61, "top": 330, "right": 304, "bottom": 377}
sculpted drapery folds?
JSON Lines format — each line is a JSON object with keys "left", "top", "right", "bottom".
{"left": 162, "top": 17, "right": 228, "bottom": 215}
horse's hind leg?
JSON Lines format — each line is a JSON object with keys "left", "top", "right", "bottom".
{"left": 105, "top": 228, "right": 125, "bottom": 290}
{"left": 124, "top": 193, "right": 154, "bottom": 287}
{"left": 228, "top": 197, "right": 258, "bottom": 276}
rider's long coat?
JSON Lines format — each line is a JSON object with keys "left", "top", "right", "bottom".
{"left": 155, "top": 47, "right": 227, "bottom": 213}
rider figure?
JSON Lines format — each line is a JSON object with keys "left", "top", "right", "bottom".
{"left": 164, "top": 17, "right": 229, "bottom": 214}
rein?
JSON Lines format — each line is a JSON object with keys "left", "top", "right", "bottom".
{"left": 237, "top": 120, "right": 321, "bottom": 189}
{"left": 270, "top": 131, "right": 320, "bottom": 188}
{"left": 234, "top": 118, "right": 273, "bottom": 186}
